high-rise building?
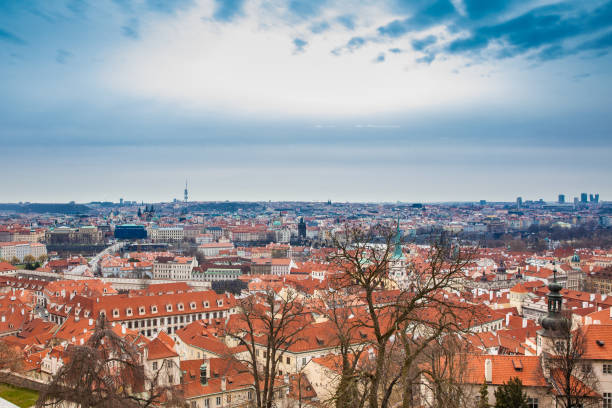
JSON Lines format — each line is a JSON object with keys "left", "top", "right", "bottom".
{"left": 558, "top": 194, "right": 565, "bottom": 204}
{"left": 184, "top": 180, "right": 188, "bottom": 202}
{"left": 516, "top": 197, "right": 522, "bottom": 209}
{"left": 580, "top": 193, "right": 588, "bottom": 203}
{"left": 595, "top": 193, "right": 600, "bottom": 203}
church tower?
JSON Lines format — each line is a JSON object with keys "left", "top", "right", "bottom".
{"left": 184, "top": 180, "right": 188, "bottom": 202}
{"left": 390, "top": 215, "right": 408, "bottom": 287}
{"left": 536, "top": 265, "right": 568, "bottom": 355}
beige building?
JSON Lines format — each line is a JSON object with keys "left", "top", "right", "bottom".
{"left": 153, "top": 256, "right": 197, "bottom": 280}
{"left": 0, "top": 241, "right": 47, "bottom": 262}
{"left": 149, "top": 227, "right": 185, "bottom": 242}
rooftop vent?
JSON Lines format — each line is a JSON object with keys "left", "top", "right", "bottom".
{"left": 597, "top": 340, "right": 605, "bottom": 347}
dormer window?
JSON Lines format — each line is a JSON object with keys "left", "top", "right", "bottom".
{"left": 113, "top": 309, "right": 119, "bottom": 318}
{"left": 217, "top": 300, "right": 223, "bottom": 307}
{"left": 190, "top": 302, "right": 196, "bottom": 310}
{"left": 178, "top": 303, "right": 184, "bottom": 311}
{"left": 126, "top": 308, "right": 133, "bottom": 316}
{"left": 166, "top": 304, "right": 172, "bottom": 312}
{"left": 151, "top": 305, "right": 158, "bottom": 314}
{"left": 139, "top": 306, "right": 145, "bottom": 315}
{"left": 204, "top": 301, "right": 209, "bottom": 308}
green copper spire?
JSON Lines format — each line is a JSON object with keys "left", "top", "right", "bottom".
{"left": 392, "top": 215, "right": 404, "bottom": 260}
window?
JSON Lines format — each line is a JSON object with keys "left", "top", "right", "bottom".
{"left": 152, "top": 362, "right": 158, "bottom": 370}
{"left": 604, "top": 364, "right": 612, "bottom": 374}
{"left": 286, "top": 357, "right": 291, "bottom": 364}
{"left": 527, "top": 397, "right": 538, "bottom": 408}
{"left": 190, "top": 302, "right": 196, "bottom": 310}
{"left": 113, "top": 309, "right": 119, "bottom": 317}
{"left": 178, "top": 303, "right": 184, "bottom": 311}
{"left": 302, "top": 357, "right": 307, "bottom": 365}
{"left": 151, "top": 305, "right": 158, "bottom": 313}
{"left": 126, "top": 308, "right": 133, "bottom": 316}
{"left": 204, "top": 399, "right": 209, "bottom": 407}
{"left": 139, "top": 306, "right": 145, "bottom": 315}
{"left": 216, "top": 397, "right": 221, "bottom": 406}
{"left": 605, "top": 393, "right": 612, "bottom": 408}
{"left": 166, "top": 304, "right": 172, "bottom": 312}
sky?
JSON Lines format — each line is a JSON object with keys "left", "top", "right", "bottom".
{"left": 1, "top": 0, "right": 611, "bottom": 203}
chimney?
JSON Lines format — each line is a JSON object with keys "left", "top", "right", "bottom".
{"left": 505, "top": 313, "right": 511, "bottom": 326}
{"left": 489, "top": 292, "right": 493, "bottom": 301}
{"left": 485, "top": 358, "right": 492, "bottom": 383}
{"left": 221, "top": 376, "right": 226, "bottom": 392}
{"left": 88, "top": 318, "right": 93, "bottom": 326}
{"left": 121, "top": 326, "right": 126, "bottom": 335}
{"left": 590, "top": 294, "right": 596, "bottom": 302}
{"left": 522, "top": 318, "right": 527, "bottom": 328}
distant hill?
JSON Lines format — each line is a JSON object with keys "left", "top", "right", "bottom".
{"left": 187, "top": 202, "right": 263, "bottom": 213}
{"left": 0, "top": 203, "right": 92, "bottom": 214}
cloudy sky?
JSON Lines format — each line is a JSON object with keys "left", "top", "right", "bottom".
{"left": 1, "top": 0, "right": 611, "bottom": 203}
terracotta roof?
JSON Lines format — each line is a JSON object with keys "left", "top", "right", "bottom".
{"left": 146, "top": 335, "right": 178, "bottom": 360}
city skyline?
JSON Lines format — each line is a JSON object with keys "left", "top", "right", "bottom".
{"left": 1, "top": 0, "right": 611, "bottom": 201}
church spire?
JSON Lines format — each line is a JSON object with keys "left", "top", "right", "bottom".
{"left": 392, "top": 215, "right": 404, "bottom": 260}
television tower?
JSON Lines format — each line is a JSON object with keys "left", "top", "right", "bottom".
{"left": 184, "top": 180, "right": 188, "bottom": 202}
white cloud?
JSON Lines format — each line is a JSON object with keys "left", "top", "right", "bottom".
{"left": 102, "top": 0, "right": 510, "bottom": 118}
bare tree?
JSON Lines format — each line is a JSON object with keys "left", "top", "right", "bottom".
{"left": 417, "top": 335, "right": 477, "bottom": 408}
{"left": 0, "top": 340, "right": 23, "bottom": 379}
{"left": 36, "top": 317, "right": 185, "bottom": 408}
{"left": 327, "top": 224, "right": 475, "bottom": 408}
{"left": 316, "top": 287, "right": 370, "bottom": 408}
{"left": 545, "top": 318, "right": 600, "bottom": 408}
{"left": 225, "top": 287, "right": 308, "bottom": 408}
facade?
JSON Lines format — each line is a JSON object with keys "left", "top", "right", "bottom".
{"left": 192, "top": 267, "right": 242, "bottom": 282}
{"left": 47, "top": 226, "right": 103, "bottom": 244}
{"left": 0, "top": 242, "right": 47, "bottom": 262}
{"left": 153, "top": 256, "right": 198, "bottom": 280}
{"left": 198, "top": 243, "right": 235, "bottom": 258}
{"left": 149, "top": 227, "right": 185, "bottom": 242}
{"left": 114, "top": 224, "right": 147, "bottom": 240}
{"left": 48, "top": 290, "right": 235, "bottom": 338}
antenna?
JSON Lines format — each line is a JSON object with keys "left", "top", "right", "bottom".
{"left": 184, "top": 179, "right": 188, "bottom": 202}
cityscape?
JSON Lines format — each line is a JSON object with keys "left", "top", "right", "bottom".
{"left": 2, "top": 0, "right": 612, "bottom": 408}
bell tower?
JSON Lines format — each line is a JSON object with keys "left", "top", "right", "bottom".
{"left": 536, "top": 265, "right": 568, "bottom": 355}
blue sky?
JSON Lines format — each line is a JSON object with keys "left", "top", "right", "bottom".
{"left": 1, "top": 0, "right": 611, "bottom": 203}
